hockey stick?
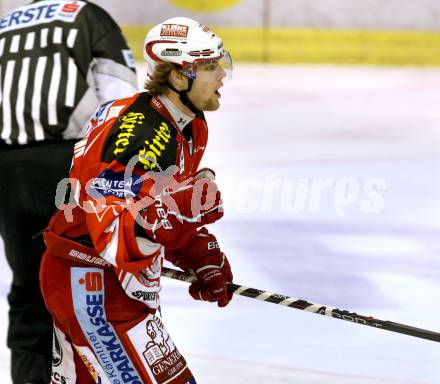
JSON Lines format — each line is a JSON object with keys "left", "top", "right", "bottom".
{"left": 161, "top": 266, "right": 440, "bottom": 342}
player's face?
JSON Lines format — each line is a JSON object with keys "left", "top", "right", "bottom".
{"left": 187, "top": 62, "right": 226, "bottom": 111}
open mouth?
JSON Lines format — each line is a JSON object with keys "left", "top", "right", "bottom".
{"left": 215, "top": 82, "right": 223, "bottom": 98}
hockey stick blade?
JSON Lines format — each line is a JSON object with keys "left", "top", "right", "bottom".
{"left": 161, "top": 266, "right": 440, "bottom": 343}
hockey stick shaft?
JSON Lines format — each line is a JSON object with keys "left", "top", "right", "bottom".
{"left": 161, "top": 266, "right": 440, "bottom": 342}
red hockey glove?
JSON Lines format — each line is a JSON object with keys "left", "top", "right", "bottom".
{"left": 172, "top": 228, "right": 233, "bottom": 307}
{"left": 138, "top": 171, "right": 223, "bottom": 249}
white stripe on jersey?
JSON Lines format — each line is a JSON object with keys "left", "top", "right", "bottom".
{"left": 120, "top": 271, "right": 132, "bottom": 291}
{"left": 74, "top": 150, "right": 85, "bottom": 159}
{"left": 99, "top": 216, "right": 119, "bottom": 266}
{"left": 73, "top": 138, "right": 86, "bottom": 158}
{"left": 84, "top": 127, "right": 106, "bottom": 156}
{"left": 40, "top": 28, "right": 48, "bottom": 48}
{"left": 65, "top": 58, "right": 77, "bottom": 107}
{"left": 66, "top": 28, "right": 78, "bottom": 48}
{"left": 32, "top": 56, "right": 47, "bottom": 141}
{"left": 48, "top": 52, "right": 61, "bottom": 125}
{"left": 1, "top": 60, "right": 15, "bottom": 143}
{"left": 10, "top": 35, "right": 20, "bottom": 53}
{"left": 24, "top": 32, "right": 35, "bottom": 50}
{"left": 16, "top": 57, "right": 30, "bottom": 144}
{"left": 53, "top": 26, "right": 62, "bottom": 44}
{"left": 0, "top": 38, "right": 5, "bottom": 56}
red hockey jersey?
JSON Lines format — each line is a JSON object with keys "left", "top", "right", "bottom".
{"left": 45, "top": 92, "right": 209, "bottom": 309}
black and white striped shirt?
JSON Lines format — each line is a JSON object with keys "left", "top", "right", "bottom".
{"left": 0, "top": 0, "right": 138, "bottom": 145}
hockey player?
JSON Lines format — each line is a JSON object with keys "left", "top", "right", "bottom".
{"left": 0, "top": 1, "right": 138, "bottom": 382}
{"left": 39, "top": 17, "right": 233, "bottom": 383}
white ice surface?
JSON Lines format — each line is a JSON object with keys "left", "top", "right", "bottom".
{"left": 0, "top": 64, "right": 439, "bottom": 383}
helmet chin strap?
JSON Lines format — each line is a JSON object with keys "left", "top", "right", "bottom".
{"left": 166, "top": 77, "right": 202, "bottom": 116}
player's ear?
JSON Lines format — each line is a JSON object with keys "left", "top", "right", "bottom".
{"left": 168, "top": 69, "right": 188, "bottom": 91}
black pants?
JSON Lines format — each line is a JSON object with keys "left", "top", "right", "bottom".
{"left": 0, "top": 140, "right": 75, "bottom": 384}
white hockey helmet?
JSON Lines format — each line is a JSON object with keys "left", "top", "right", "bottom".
{"left": 143, "top": 17, "right": 233, "bottom": 80}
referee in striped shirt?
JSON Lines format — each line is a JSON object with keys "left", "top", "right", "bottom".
{"left": 0, "top": 1, "right": 138, "bottom": 382}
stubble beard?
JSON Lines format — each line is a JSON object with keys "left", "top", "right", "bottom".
{"left": 201, "top": 97, "right": 220, "bottom": 111}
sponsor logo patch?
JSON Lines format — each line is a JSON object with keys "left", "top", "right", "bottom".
{"left": 61, "top": 3, "right": 80, "bottom": 14}
{"left": 138, "top": 122, "right": 172, "bottom": 171}
{"left": 71, "top": 268, "right": 142, "bottom": 384}
{"left": 113, "top": 112, "right": 146, "bottom": 157}
{"left": 126, "top": 314, "right": 189, "bottom": 383}
{"left": 119, "top": 264, "right": 161, "bottom": 308}
{"left": 131, "top": 290, "right": 158, "bottom": 302}
{"left": 89, "top": 169, "right": 142, "bottom": 199}
{"left": 68, "top": 249, "right": 112, "bottom": 267}
{"left": 102, "top": 94, "right": 178, "bottom": 168}
{"left": 160, "top": 24, "right": 189, "bottom": 38}
{"left": 0, "top": 1, "right": 86, "bottom": 33}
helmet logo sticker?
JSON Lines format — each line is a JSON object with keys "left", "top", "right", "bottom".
{"left": 160, "top": 24, "right": 189, "bottom": 38}
{"left": 199, "top": 24, "right": 212, "bottom": 34}
{"left": 161, "top": 49, "right": 182, "bottom": 57}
